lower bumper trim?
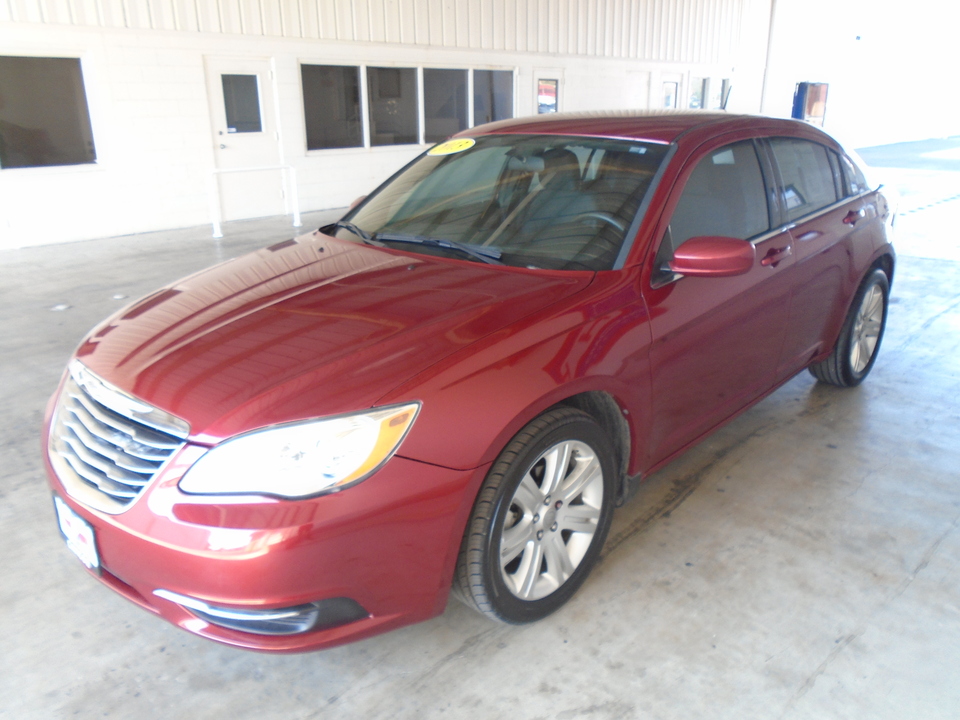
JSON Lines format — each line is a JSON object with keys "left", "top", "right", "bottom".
{"left": 153, "top": 589, "right": 369, "bottom": 636}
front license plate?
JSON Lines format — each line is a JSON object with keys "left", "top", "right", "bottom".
{"left": 53, "top": 495, "right": 100, "bottom": 572}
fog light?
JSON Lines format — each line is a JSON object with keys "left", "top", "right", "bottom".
{"left": 153, "top": 589, "right": 369, "bottom": 636}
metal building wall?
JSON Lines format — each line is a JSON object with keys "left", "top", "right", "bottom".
{"left": 1, "top": 0, "right": 743, "bottom": 65}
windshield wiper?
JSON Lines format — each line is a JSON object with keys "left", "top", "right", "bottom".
{"left": 324, "top": 220, "right": 378, "bottom": 245}
{"left": 374, "top": 232, "right": 503, "bottom": 265}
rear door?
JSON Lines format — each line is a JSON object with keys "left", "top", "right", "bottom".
{"left": 767, "top": 138, "right": 866, "bottom": 375}
{"left": 643, "top": 138, "right": 795, "bottom": 463}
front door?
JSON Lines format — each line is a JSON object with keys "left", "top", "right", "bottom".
{"left": 204, "top": 56, "right": 284, "bottom": 221}
{"left": 643, "top": 138, "right": 795, "bottom": 463}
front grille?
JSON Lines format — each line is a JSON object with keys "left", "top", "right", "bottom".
{"left": 48, "top": 361, "right": 189, "bottom": 514}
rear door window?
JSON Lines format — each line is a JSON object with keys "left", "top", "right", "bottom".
{"left": 838, "top": 152, "right": 868, "bottom": 196}
{"left": 769, "top": 138, "right": 839, "bottom": 221}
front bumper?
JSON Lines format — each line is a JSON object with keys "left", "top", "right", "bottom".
{"left": 44, "top": 428, "right": 487, "bottom": 652}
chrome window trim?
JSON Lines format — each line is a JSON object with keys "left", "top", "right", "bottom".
{"left": 776, "top": 193, "right": 865, "bottom": 229}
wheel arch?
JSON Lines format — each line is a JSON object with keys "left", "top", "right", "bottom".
{"left": 554, "top": 390, "right": 633, "bottom": 504}
{"left": 874, "top": 251, "right": 895, "bottom": 286}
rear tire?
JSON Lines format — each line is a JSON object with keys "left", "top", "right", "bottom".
{"left": 809, "top": 268, "right": 889, "bottom": 387}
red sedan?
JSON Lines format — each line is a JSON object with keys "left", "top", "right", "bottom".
{"left": 44, "top": 111, "right": 895, "bottom": 652}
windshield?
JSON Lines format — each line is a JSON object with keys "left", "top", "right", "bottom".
{"left": 331, "top": 134, "right": 669, "bottom": 271}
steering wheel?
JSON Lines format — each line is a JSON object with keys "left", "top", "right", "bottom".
{"left": 575, "top": 212, "right": 626, "bottom": 232}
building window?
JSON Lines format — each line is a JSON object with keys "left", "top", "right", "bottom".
{"left": 537, "top": 79, "right": 558, "bottom": 114}
{"left": 301, "top": 65, "right": 362, "bottom": 150}
{"left": 689, "top": 78, "right": 705, "bottom": 109}
{"left": 473, "top": 70, "right": 513, "bottom": 127}
{"left": 0, "top": 56, "right": 96, "bottom": 169}
{"left": 423, "top": 69, "right": 467, "bottom": 144}
{"left": 221, "top": 75, "right": 262, "bottom": 133}
{"left": 662, "top": 82, "right": 678, "bottom": 108}
{"left": 367, "top": 67, "right": 418, "bottom": 146}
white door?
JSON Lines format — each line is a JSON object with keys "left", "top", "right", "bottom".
{"left": 204, "top": 56, "right": 285, "bottom": 221}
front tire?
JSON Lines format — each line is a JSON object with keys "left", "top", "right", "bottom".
{"left": 454, "top": 407, "right": 616, "bottom": 624}
{"left": 809, "top": 267, "right": 889, "bottom": 387}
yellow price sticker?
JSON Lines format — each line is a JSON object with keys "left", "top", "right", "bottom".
{"left": 427, "top": 138, "right": 476, "bottom": 156}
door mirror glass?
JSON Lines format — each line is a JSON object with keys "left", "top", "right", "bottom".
{"left": 668, "top": 236, "right": 755, "bottom": 277}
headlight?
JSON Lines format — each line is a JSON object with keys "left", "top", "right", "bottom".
{"left": 179, "top": 403, "right": 420, "bottom": 499}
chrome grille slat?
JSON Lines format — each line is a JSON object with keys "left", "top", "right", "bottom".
{"left": 60, "top": 450, "right": 140, "bottom": 498}
{"left": 66, "top": 390, "right": 181, "bottom": 451}
{"left": 60, "top": 432, "right": 151, "bottom": 485}
{"left": 65, "top": 400, "right": 174, "bottom": 461}
{"left": 62, "top": 417, "right": 161, "bottom": 473}
{"left": 49, "top": 362, "right": 189, "bottom": 514}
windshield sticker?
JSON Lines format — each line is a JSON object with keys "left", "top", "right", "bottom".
{"left": 427, "top": 138, "right": 476, "bottom": 156}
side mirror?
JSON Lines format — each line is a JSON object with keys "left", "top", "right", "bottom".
{"left": 668, "top": 236, "right": 755, "bottom": 278}
{"left": 349, "top": 195, "right": 367, "bottom": 210}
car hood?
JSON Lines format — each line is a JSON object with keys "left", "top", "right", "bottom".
{"left": 75, "top": 232, "right": 592, "bottom": 442}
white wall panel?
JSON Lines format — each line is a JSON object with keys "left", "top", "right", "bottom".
{"left": 123, "top": 0, "right": 151, "bottom": 28}
{"left": 281, "top": 0, "right": 302, "bottom": 37}
{"left": 368, "top": 0, "right": 386, "bottom": 42}
{"left": 353, "top": 0, "right": 370, "bottom": 42}
{"left": 463, "top": 0, "right": 476, "bottom": 48}
{"left": 171, "top": 0, "right": 198, "bottom": 31}
{"left": 195, "top": 0, "right": 219, "bottom": 32}
{"left": 219, "top": 0, "right": 242, "bottom": 34}
{"left": 40, "top": 0, "right": 70, "bottom": 23}
{"left": 333, "top": 0, "right": 353, "bottom": 39}
{"left": 261, "top": 0, "right": 284, "bottom": 36}
{"left": 398, "top": 0, "right": 418, "bottom": 44}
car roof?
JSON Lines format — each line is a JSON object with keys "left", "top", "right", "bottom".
{"left": 466, "top": 110, "right": 825, "bottom": 146}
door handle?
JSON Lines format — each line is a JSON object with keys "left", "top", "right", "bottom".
{"left": 843, "top": 208, "right": 865, "bottom": 225}
{"left": 761, "top": 245, "right": 792, "bottom": 267}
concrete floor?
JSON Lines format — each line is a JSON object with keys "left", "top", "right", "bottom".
{"left": 2, "top": 141, "right": 959, "bottom": 720}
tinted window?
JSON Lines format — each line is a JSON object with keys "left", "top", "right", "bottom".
{"left": 301, "top": 65, "right": 362, "bottom": 150}
{"left": 770, "top": 138, "right": 838, "bottom": 221}
{"left": 0, "top": 56, "right": 96, "bottom": 169}
{"left": 473, "top": 70, "right": 513, "bottom": 126}
{"left": 666, "top": 141, "right": 770, "bottom": 254}
{"left": 423, "top": 69, "right": 467, "bottom": 144}
{"left": 838, "top": 153, "right": 868, "bottom": 196}
{"left": 367, "top": 67, "right": 418, "bottom": 146}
